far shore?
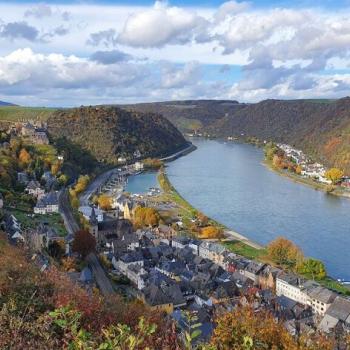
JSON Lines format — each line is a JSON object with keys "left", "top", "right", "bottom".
{"left": 263, "top": 159, "right": 350, "bottom": 200}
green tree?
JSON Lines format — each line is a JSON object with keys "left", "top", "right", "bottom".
{"left": 298, "top": 258, "right": 327, "bottom": 280}
{"left": 264, "top": 142, "right": 278, "bottom": 161}
{"left": 182, "top": 310, "right": 202, "bottom": 350}
{"left": 58, "top": 174, "right": 68, "bottom": 185}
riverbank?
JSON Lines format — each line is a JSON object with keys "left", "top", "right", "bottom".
{"left": 160, "top": 142, "right": 197, "bottom": 162}
{"left": 157, "top": 168, "right": 266, "bottom": 253}
{"left": 263, "top": 159, "right": 350, "bottom": 199}
{"left": 157, "top": 162, "right": 350, "bottom": 295}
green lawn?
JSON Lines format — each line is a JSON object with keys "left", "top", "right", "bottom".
{"left": 223, "top": 240, "right": 267, "bottom": 260}
{"left": 319, "top": 277, "right": 350, "bottom": 296}
{"left": 8, "top": 208, "right": 67, "bottom": 237}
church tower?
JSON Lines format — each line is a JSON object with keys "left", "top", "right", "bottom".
{"left": 89, "top": 207, "right": 99, "bottom": 241}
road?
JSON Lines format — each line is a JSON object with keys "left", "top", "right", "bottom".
{"left": 58, "top": 188, "right": 115, "bottom": 296}
{"left": 59, "top": 189, "right": 80, "bottom": 235}
{"left": 160, "top": 143, "right": 196, "bottom": 162}
{"left": 86, "top": 253, "right": 115, "bottom": 295}
{"left": 80, "top": 168, "right": 118, "bottom": 206}
{"left": 223, "top": 229, "right": 264, "bottom": 250}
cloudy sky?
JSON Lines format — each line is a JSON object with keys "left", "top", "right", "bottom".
{"left": 1, "top": 0, "right": 350, "bottom": 106}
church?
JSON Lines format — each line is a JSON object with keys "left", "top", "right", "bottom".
{"left": 88, "top": 207, "right": 133, "bottom": 248}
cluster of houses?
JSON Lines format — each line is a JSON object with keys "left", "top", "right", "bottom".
{"left": 23, "top": 179, "right": 60, "bottom": 214}
{"left": 95, "top": 219, "right": 350, "bottom": 342}
{"left": 277, "top": 143, "right": 332, "bottom": 184}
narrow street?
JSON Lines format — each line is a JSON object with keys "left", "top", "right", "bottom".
{"left": 58, "top": 185, "right": 115, "bottom": 296}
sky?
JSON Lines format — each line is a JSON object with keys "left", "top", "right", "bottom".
{"left": 1, "top": 1, "right": 350, "bottom": 106}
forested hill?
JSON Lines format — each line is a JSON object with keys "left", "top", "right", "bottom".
{"left": 47, "top": 106, "right": 188, "bottom": 164}
{"left": 122, "top": 100, "right": 244, "bottom": 132}
{"left": 125, "top": 98, "right": 350, "bottom": 174}
{"left": 205, "top": 98, "right": 350, "bottom": 174}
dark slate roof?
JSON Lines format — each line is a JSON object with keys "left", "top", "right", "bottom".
{"left": 120, "top": 251, "right": 144, "bottom": 263}
{"left": 212, "top": 281, "right": 238, "bottom": 299}
{"left": 79, "top": 267, "right": 92, "bottom": 282}
{"left": 26, "top": 180, "right": 42, "bottom": 190}
{"left": 277, "top": 272, "right": 300, "bottom": 286}
{"left": 36, "top": 191, "right": 58, "bottom": 207}
{"left": 245, "top": 261, "right": 266, "bottom": 275}
{"left": 307, "top": 286, "right": 337, "bottom": 304}
{"left": 143, "top": 284, "right": 172, "bottom": 306}
{"left": 172, "top": 236, "right": 190, "bottom": 245}
{"left": 276, "top": 295, "right": 298, "bottom": 310}
{"left": 326, "top": 296, "right": 350, "bottom": 321}
{"left": 158, "top": 260, "right": 186, "bottom": 274}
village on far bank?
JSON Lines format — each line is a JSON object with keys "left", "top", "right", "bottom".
{"left": 1, "top": 120, "right": 350, "bottom": 347}
{"left": 264, "top": 141, "right": 350, "bottom": 192}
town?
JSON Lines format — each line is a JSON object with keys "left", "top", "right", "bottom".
{"left": 1, "top": 120, "right": 350, "bottom": 348}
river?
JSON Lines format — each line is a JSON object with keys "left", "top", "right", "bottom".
{"left": 128, "top": 138, "right": 350, "bottom": 280}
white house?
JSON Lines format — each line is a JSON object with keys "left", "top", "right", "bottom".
{"left": 306, "top": 286, "right": 337, "bottom": 316}
{"left": 112, "top": 252, "right": 144, "bottom": 274}
{"left": 172, "top": 236, "right": 190, "bottom": 249}
{"left": 126, "top": 263, "right": 147, "bottom": 289}
{"left": 25, "top": 180, "right": 45, "bottom": 199}
{"left": 276, "top": 273, "right": 310, "bottom": 305}
{"left": 198, "top": 242, "right": 226, "bottom": 265}
{"left": 134, "top": 162, "right": 144, "bottom": 171}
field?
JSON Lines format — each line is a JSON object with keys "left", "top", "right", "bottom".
{"left": 0, "top": 106, "right": 55, "bottom": 123}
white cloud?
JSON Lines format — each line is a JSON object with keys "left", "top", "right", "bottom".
{"left": 161, "top": 61, "right": 200, "bottom": 88}
{"left": 1, "top": 2, "right": 350, "bottom": 104}
{"left": 0, "top": 48, "right": 227, "bottom": 106}
{"left": 117, "top": 1, "right": 208, "bottom": 48}
{"left": 214, "top": 1, "right": 250, "bottom": 22}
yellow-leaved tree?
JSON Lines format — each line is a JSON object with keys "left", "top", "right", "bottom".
{"left": 325, "top": 168, "right": 344, "bottom": 184}
{"left": 98, "top": 194, "right": 112, "bottom": 210}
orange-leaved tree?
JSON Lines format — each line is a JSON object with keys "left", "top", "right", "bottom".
{"left": 267, "top": 236, "right": 303, "bottom": 269}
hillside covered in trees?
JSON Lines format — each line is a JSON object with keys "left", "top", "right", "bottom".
{"left": 125, "top": 98, "right": 350, "bottom": 174}
{"left": 204, "top": 98, "right": 350, "bottom": 174}
{"left": 47, "top": 106, "right": 188, "bottom": 164}
{"left": 123, "top": 100, "right": 244, "bottom": 133}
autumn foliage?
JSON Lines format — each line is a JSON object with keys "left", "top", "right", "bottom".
{"left": 267, "top": 236, "right": 303, "bottom": 268}
{"left": 325, "top": 167, "right": 344, "bottom": 184}
{"left": 97, "top": 194, "right": 112, "bottom": 210}
{"left": 18, "top": 147, "right": 32, "bottom": 165}
{"left": 0, "top": 233, "right": 182, "bottom": 349}
{"left": 72, "top": 229, "right": 96, "bottom": 257}
{"left": 200, "top": 225, "right": 223, "bottom": 239}
{"left": 211, "top": 306, "right": 336, "bottom": 350}
{"left": 133, "top": 207, "right": 160, "bottom": 228}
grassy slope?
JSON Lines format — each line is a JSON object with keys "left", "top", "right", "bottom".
{"left": 0, "top": 106, "right": 55, "bottom": 122}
